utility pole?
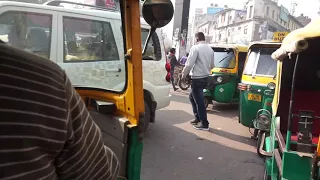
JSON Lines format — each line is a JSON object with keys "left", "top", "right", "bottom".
{"left": 290, "top": 0, "right": 298, "bottom": 15}
{"left": 318, "top": 0, "right": 320, "bottom": 15}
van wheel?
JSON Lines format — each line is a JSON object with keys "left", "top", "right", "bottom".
{"left": 143, "top": 100, "right": 151, "bottom": 133}
{"left": 257, "top": 130, "right": 265, "bottom": 157}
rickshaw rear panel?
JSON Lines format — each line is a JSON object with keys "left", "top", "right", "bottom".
{"left": 238, "top": 42, "right": 281, "bottom": 129}
{"left": 264, "top": 27, "right": 320, "bottom": 180}
{"left": 276, "top": 39, "right": 320, "bottom": 147}
{"left": 204, "top": 44, "right": 248, "bottom": 105}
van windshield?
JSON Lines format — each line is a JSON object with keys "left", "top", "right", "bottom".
{"left": 213, "top": 48, "right": 235, "bottom": 69}
{"left": 0, "top": 1, "right": 127, "bottom": 92}
{"left": 243, "top": 47, "right": 277, "bottom": 76}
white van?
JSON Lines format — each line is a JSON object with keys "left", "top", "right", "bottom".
{"left": 0, "top": 1, "right": 171, "bottom": 127}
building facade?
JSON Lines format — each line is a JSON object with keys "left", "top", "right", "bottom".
{"left": 189, "top": 0, "right": 304, "bottom": 46}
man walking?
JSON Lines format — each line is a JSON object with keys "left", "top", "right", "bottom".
{"left": 168, "top": 48, "right": 179, "bottom": 91}
{"left": 182, "top": 32, "right": 214, "bottom": 131}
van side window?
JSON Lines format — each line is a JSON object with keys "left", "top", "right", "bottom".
{"left": 63, "top": 17, "right": 119, "bottom": 62}
{"left": 0, "top": 11, "right": 52, "bottom": 59}
{"left": 141, "top": 28, "right": 161, "bottom": 61}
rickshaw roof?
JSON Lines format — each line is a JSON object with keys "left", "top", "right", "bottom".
{"left": 208, "top": 43, "right": 248, "bottom": 52}
{"left": 272, "top": 17, "right": 320, "bottom": 61}
{"left": 248, "top": 41, "right": 282, "bottom": 49}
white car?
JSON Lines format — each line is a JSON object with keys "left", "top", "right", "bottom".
{"left": 0, "top": 1, "right": 171, "bottom": 129}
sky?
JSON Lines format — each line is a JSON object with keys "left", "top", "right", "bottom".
{"left": 162, "top": 0, "right": 319, "bottom": 39}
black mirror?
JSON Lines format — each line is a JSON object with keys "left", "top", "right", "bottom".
{"left": 142, "top": 0, "right": 174, "bottom": 28}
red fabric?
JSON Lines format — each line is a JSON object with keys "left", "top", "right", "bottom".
{"left": 290, "top": 135, "right": 319, "bottom": 144}
{"left": 279, "top": 90, "right": 320, "bottom": 135}
{"left": 165, "top": 73, "right": 170, "bottom": 82}
{"left": 165, "top": 63, "right": 171, "bottom": 72}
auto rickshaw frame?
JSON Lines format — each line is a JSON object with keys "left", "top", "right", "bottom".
{"left": 238, "top": 42, "right": 281, "bottom": 145}
{"left": 259, "top": 18, "right": 320, "bottom": 180}
{"left": 203, "top": 44, "right": 248, "bottom": 108}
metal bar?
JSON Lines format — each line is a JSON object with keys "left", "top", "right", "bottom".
{"left": 286, "top": 54, "right": 300, "bottom": 150}
{"left": 274, "top": 149, "right": 283, "bottom": 177}
{"left": 44, "top": 0, "right": 118, "bottom": 12}
{"left": 275, "top": 129, "right": 286, "bottom": 153}
{"left": 259, "top": 132, "right": 273, "bottom": 157}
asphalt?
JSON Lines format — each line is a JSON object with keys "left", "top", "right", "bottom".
{"left": 141, "top": 89, "right": 264, "bottom": 180}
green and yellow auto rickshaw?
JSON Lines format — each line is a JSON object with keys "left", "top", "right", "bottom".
{"left": 259, "top": 18, "right": 320, "bottom": 180}
{"left": 238, "top": 42, "right": 281, "bottom": 153}
{"left": 204, "top": 44, "right": 248, "bottom": 108}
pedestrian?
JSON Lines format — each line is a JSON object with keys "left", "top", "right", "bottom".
{"left": 181, "top": 32, "right": 214, "bottom": 131}
{"left": 180, "top": 53, "right": 189, "bottom": 65}
{"left": 168, "top": 47, "right": 179, "bottom": 91}
{"left": 0, "top": 40, "right": 119, "bottom": 179}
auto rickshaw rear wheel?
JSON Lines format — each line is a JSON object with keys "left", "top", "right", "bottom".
{"left": 257, "top": 130, "right": 265, "bottom": 157}
{"left": 263, "top": 166, "right": 271, "bottom": 180}
{"left": 204, "top": 96, "right": 210, "bottom": 109}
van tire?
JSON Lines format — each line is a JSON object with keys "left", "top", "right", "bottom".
{"left": 143, "top": 100, "right": 151, "bottom": 133}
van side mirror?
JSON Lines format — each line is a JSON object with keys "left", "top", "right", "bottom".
{"left": 142, "top": 0, "right": 174, "bottom": 29}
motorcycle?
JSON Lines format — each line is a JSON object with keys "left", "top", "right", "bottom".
{"left": 178, "top": 72, "right": 191, "bottom": 90}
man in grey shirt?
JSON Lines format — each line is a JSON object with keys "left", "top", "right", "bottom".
{"left": 182, "top": 32, "right": 214, "bottom": 130}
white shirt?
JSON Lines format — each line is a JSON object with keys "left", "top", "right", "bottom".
{"left": 182, "top": 41, "right": 215, "bottom": 79}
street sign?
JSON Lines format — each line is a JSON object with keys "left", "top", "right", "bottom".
{"left": 272, "top": 32, "right": 289, "bottom": 42}
{"left": 207, "top": 7, "right": 223, "bottom": 15}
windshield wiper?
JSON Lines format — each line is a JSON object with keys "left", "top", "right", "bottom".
{"left": 218, "top": 51, "right": 232, "bottom": 63}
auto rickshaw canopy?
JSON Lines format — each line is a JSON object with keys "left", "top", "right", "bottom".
{"left": 272, "top": 17, "right": 320, "bottom": 61}
{"left": 208, "top": 43, "right": 248, "bottom": 53}
{"left": 248, "top": 41, "right": 282, "bottom": 49}
{"left": 270, "top": 17, "right": 320, "bottom": 115}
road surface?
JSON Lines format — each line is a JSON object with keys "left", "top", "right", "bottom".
{"left": 141, "top": 89, "right": 264, "bottom": 180}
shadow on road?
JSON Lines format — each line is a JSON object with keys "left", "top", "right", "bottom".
{"left": 142, "top": 109, "right": 264, "bottom": 180}
{"left": 207, "top": 103, "right": 239, "bottom": 119}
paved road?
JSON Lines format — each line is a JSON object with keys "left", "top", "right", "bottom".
{"left": 141, "top": 89, "right": 264, "bottom": 180}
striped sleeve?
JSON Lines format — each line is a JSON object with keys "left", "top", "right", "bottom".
{"left": 55, "top": 74, "right": 120, "bottom": 180}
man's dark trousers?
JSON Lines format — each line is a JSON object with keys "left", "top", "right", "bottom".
{"left": 189, "top": 77, "right": 209, "bottom": 127}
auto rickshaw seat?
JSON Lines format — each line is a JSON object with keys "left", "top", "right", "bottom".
{"left": 279, "top": 90, "right": 320, "bottom": 145}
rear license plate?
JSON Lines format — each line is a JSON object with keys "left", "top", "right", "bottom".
{"left": 248, "top": 93, "right": 261, "bottom": 102}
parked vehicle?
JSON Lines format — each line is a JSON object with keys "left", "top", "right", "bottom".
{"left": 204, "top": 44, "right": 248, "bottom": 108}
{"left": 0, "top": 0, "right": 174, "bottom": 179}
{"left": 238, "top": 42, "right": 281, "bottom": 146}
{"left": 260, "top": 19, "right": 320, "bottom": 180}
{"left": 0, "top": 0, "right": 172, "bottom": 131}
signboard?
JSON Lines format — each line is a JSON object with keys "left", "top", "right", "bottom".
{"left": 272, "top": 31, "right": 289, "bottom": 42}
{"left": 207, "top": 7, "right": 223, "bottom": 15}
{"left": 95, "top": 0, "right": 119, "bottom": 10}
{"left": 280, "top": 5, "right": 289, "bottom": 23}
{"left": 195, "top": 8, "right": 204, "bottom": 15}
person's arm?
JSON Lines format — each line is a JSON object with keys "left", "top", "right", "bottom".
{"left": 182, "top": 46, "right": 198, "bottom": 77}
{"left": 55, "top": 74, "right": 120, "bottom": 180}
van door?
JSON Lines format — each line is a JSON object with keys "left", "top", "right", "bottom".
{"left": 56, "top": 12, "right": 125, "bottom": 91}
{"left": 0, "top": 6, "right": 58, "bottom": 61}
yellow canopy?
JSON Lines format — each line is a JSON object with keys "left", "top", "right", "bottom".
{"left": 271, "top": 17, "right": 320, "bottom": 61}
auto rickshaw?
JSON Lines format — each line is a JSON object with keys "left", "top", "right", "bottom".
{"left": 238, "top": 42, "right": 281, "bottom": 149}
{"left": 259, "top": 19, "right": 320, "bottom": 180}
{"left": 204, "top": 44, "right": 248, "bottom": 108}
